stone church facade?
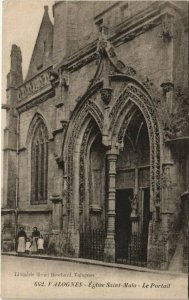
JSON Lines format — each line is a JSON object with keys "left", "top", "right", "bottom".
{"left": 2, "top": 1, "right": 189, "bottom": 271}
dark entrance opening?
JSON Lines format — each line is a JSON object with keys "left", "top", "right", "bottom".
{"left": 115, "top": 189, "right": 133, "bottom": 260}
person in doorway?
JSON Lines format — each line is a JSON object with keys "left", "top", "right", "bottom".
{"left": 30, "top": 227, "right": 40, "bottom": 253}
{"left": 37, "top": 235, "right": 44, "bottom": 254}
{"left": 17, "top": 227, "right": 27, "bottom": 254}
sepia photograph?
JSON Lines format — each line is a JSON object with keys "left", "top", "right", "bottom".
{"left": 1, "top": 0, "right": 189, "bottom": 298}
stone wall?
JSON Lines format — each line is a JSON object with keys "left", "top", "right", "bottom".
{"left": 1, "top": 211, "right": 16, "bottom": 251}
{"left": 2, "top": 1, "right": 188, "bottom": 270}
{"left": 18, "top": 94, "right": 61, "bottom": 210}
{"left": 17, "top": 212, "right": 52, "bottom": 237}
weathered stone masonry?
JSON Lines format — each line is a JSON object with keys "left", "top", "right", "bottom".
{"left": 2, "top": 1, "right": 189, "bottom": 271}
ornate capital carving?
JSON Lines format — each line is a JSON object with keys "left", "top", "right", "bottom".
{"left": 89, "top": 204, "right": 103, "bottom": 213}
{"left": 160, "top": 81, "right": 174, "bottom": 93}
{"left": 163, "top": 86, "right": 189, "bottom": 140}
{"left": 100, "top": 87, "right": 113, "bottom": 105}
{"left": 50, "top": 194, "right": 62, "bottom": 204}
{"left": 54, "top": 153, "right": 64, "bottom": 168}
{"left": 49, "top": 69, "right": 59, "bottom": 88}
{"left": 106, "top": 147, "right": 119, "bottom": 157}
{"left": 142, "top": 76, "right": 154, "bottom": 91}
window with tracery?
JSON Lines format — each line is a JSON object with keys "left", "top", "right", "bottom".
{"left": 31, "top": 121, "right": 48, "bottom": 204}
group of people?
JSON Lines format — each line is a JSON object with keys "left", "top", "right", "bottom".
{"left": 16, "top": 226, "right": 44, "bottom": 254}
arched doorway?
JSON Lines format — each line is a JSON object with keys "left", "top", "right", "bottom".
{"left": 78, "top": 120, "right": 107, "bottom": 260}
{"left": 64, "top": 79, "right": 162, "bottom": 264}
{"left": 115, "top": 108, "right": 151, "bottom": 265}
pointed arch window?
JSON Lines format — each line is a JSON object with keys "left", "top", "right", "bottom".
{"left": 31, "top": 121, "right": 48, "bottom": 204}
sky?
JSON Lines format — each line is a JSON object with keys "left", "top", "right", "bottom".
{"left": 1, "top": 0, "right": 54, "bottom": 185}
{"left": 2, "top": 0, "right": 54, "bottom": 103}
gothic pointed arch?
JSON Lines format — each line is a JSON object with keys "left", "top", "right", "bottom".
{"left": 63, "top": 92, "right": 104, "bottom": 232}
{"left": 27, "top": 113, "right": 49, "bottom": 204}
{"left": 109, "top": 79, "right": 162, "bottom": 210}
{"left": 26, "top": 112, "right": 52, "bottom": 145}
{"left": 79, "top": 119, "right": 105, "bottom": 231}
{"left": 65, "top": 108, "right": 104, "bottom": 200}
{"left": 63, "top": 82, "right": 104, "bottom": 170}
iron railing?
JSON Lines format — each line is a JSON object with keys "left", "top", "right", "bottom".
{"left": 79, "top": 230, "right": 106, "bottom": 261}
{"left": 79, "top": 229, "right": 148, "bottom": 266}
{"left": 115, "top": 233, "right": 148, "bottom": 267}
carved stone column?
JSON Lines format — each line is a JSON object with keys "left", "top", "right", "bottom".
{"left": 151, "top": 146, "right": 175, "bottom": 269}
{"left": 104, "top": 148, "right": 119, "bottom": 262}
{"left": 181, "top": 191, "right": 189, "bottom": 272}
{"left": 50, "top": 194, "right": 63, "bottom": 233}
{"left": 160, "top": 155, "right": 174, "bottom": 258}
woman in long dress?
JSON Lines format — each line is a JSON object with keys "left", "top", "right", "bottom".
{"left": 30, "top": 227, "right": 40, "bottom": 253}
{"left": 37, "top": 235, "right": 44, "bottom": 254}
{"left": 17, "top": 227, "right": 27, "bottom": 253}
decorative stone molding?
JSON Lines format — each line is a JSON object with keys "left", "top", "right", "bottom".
{"left": 160, "top": 81, "right": 174, "bottom": 93}
{"left": 100, "top": 87, "right": 113, "bottom": 105}
{"left": 65, "top": 98, "right": 104, "bottom": 221}
{"left": 163, "top": 87, "right": 189, "bottom": 140}
{"left": 98, "top": 34, "right": 136, "bottom": 76}
{"left": 18, "top": 147, "right": 27, "bottom": 153}
{"left": 60, "top": 70, "right": 70, "bottom": 90}
{"left": 17, "top": 66, "right": 52, "bottom": 102}
{"left": 17, "top": 208, "right": 52, "bottom": 214}
{"left": 164, "top": 114, "right": 189, "bottom": 140}
{"left": 50, "top": 194, "right": 62, "bottom": 203}
{"left": 60, "top": 120, "right": 68, "bottom": 129}
{"left": 55, "top": 102, "right": 64, "bottom": 108}
{"left": 68, "top": 52, "right": 99, "bottom": 73}
{"left": 49, "top": 69, "right": 59, "bottom": 88}
{"left": 65, "top": 78, "right": 162, "bottom": 229}
{"left": 17, "top": 2, "right": 175, "bottom": 107}
{"left": 118, "top": 105, "right": 137, "bottom": 144}
{"left": 1, "top": 208, "right": 16, "bottom": 215}
{"left": 2, "top": 103, "right": 10, "bottom": 110}
{"left": 17, "top": 89, "right": 55, "bottom": 113}
{"left": 89, "top": 204, "right": 103, "bottom": 213}
{"left": 109, "top": 82, "right": 161, "bottom": 213}
{"left": 143, "top": 77, "right": 154, "bottom": 91}
{"left": 48, "top": 2, "right": 183, "bottom": 79}
{"left": 79, "top": 120, "right": 95, "bottom": 214}
{"left": 52, "top": 127, "right": 64, "bottom": 136}
{"left": 159, "top": 14, "right": 173, "bottom": 42}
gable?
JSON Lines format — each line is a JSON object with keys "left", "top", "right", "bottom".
{"left": 25, "top": 6, "right": 53, "bottom": 81}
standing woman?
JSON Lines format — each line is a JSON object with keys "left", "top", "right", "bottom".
{"left": 30, "top": 227, "right": 40, "bottom": 253}
{"left": 17, "top": 227, "right": 27, "bottom": 253}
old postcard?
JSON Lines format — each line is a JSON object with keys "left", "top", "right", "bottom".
{"left": 1, "top": 0, "right": 189, "bottom": 299}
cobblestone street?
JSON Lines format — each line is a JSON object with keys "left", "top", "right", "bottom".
{"left": 1, "top": 255, "right": 188, "bottom": 299}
